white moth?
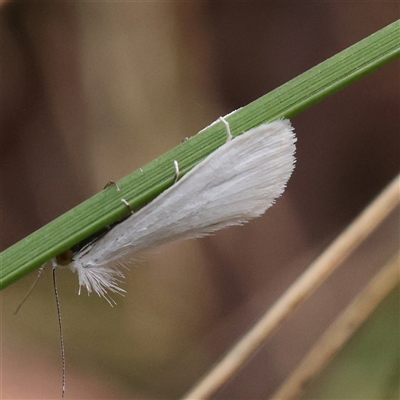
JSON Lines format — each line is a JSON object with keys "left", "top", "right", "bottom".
{"left": 55, "top": 118, "right": 296, "bottom": 303}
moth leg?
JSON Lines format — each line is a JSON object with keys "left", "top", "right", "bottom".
{"left": 121, "top": 198, "right": 133, "bottom": 214}
{"left": 219, "top": 116, "right": 233, "bottom": 142}
{"left": 174, "top": 160, "right": 180, "bottom": 182}
{"left": 104, "top": 180, "right": 120, "bottom": 192}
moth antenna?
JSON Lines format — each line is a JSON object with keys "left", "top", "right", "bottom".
{"left": 219, "top": 116, "right": 232, "bottom": 142}
{"left": 14, "top": 265, "right": 46, "bottom": 315}
{"left": 52, "top": 266, "right": 66, "bottom": 398}
{"left": 174, "top": 160, "right": 180, "bottom": 182}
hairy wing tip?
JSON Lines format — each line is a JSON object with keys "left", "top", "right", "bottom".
{"left": 71, "top": 261, "right": 126, "bottom": 304}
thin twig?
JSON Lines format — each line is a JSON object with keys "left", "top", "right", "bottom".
{"left": 182, "top": 174, "right": 400, "bottom": 400}
{"left": 271, "top": 251, "right": 400, "bottom": 399}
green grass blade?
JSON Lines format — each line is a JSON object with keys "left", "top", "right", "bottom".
{"left": 1, "top": 20, "right": 399, "bottom": 290}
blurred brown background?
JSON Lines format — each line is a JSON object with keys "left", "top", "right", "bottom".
{"left": 1, "top": 2, "right": 398, "bottom": 399}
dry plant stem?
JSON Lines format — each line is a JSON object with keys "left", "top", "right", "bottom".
{"left": 271, "top": 251, "right": 400, "bottom": 400}
{"left": 182, "top": 174, "right": 400, "bottom": 400}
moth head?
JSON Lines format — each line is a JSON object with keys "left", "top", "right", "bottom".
{"left": 55, "top": 249, "right": 74, "bottom": 266}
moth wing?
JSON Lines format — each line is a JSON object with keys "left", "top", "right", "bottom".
{"left": 79, "top": 120, "right": 296, "bottom": 268}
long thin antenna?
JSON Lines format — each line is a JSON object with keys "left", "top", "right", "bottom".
{"left": 52, "top": 267, "right": 66, "bottom": 398}
{"left": 14, "top": 266, "right": 46, "bottom": 315}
